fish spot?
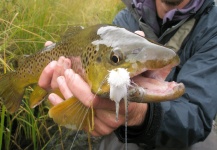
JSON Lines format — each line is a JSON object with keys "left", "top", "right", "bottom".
{"left": 88, "top": 52, "right": 92, "bottom": 58}
{"left": 96, "top": 57, "right": 101, "bottom": 63}
{"left": 85, "top": 56, "right": 88, "bottom": 64}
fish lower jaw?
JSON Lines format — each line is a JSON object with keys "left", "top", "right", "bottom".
{"left": 128, "top": 77, "right": 185, "bottom": 103}
{"left": 144, "top": 82, "right": 185, "bottom": 102}
{"left": 128, "top": 67, "right": 185, "bottom": 103}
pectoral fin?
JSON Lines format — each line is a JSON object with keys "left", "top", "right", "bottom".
{"left": 29, "top": 85, "right": 48, "bottom": 108}
{"left": 49, "top": 97, "right": 94, "bottom": 131}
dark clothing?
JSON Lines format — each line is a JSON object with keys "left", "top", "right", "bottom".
{"left": 111, "top": 0, "right": 217, "bottom": 149}
{"left": 131, "top": 0, "right": 204, "bottom": 36}
{"left": 98, "top": 127, "right": 217, "bottom": 150}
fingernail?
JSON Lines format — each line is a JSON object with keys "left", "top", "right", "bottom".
{"left": 57, "top": 76, "right": 64, "bottom": 85}
{"left": 65, "top": 69, "right": 73, "bottom": 76}
{"left": 57, "top": 57, "right": 64, "bottom": 66}
{"left": 63, "top": 59, "right": 71, "bottom": 69}
{"left": 49, "top": 94, "right": 56, "bottom": 105}
{"left": 65, "top": 69, "right": 70, "bottom": 76}
{"left": 65, "top": 69, "right": 75, "bottom": 82}
{"left": 49, "top": 61, "right": 57, "bottom": 68}
{"left": 44, "top": 41, "right": 53, "bottom": 47}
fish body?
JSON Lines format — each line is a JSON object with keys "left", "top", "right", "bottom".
{"left": 0, "top": 24, "right": 184, "bottom": 129}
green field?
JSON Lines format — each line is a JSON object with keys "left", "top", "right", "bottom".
{"left": 0, "top": 0, "right": 124, "bottom": 149}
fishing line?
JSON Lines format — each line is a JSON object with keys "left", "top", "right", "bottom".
{"left": 124, "top": 81, "right": 140, "bottom": 150}
{"left": 70, "top": 103, "right": 91, "bottom": 150}
{"left": 69, "top": 75, "right": 108, "bottom": 150}
{"left": 124, "top": 96, "right": 128, "bottom": 150}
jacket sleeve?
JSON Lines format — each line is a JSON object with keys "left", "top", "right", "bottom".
{"left": 155, "top": 26, "right": 217, "bottom": 147}
{"left": 115, "top": 31, "right": 217, "bottom": 148}
{"left": 115, "top": 13, "right": 217, "bottom": 149}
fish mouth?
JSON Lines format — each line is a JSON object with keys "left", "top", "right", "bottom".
{"left": 128, "top": 64, "right": 185, "bottom": 103}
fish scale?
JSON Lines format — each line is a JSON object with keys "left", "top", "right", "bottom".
{"left": 0, "top": 24, "right": 184, "bottom": 131}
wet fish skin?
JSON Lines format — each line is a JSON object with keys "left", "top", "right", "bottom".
{"left": 0, "top": 24, "right": 183, "bottom": 129}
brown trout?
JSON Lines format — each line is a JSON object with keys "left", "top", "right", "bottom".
{"left": 0, "top": 24, "right": 185, "bottom": 130}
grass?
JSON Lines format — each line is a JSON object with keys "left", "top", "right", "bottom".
{"left": 0, "top": 0, "right": 124, "bottom": 149}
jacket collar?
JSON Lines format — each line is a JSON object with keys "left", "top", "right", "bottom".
{"left": 132, "top": 0, "right": 206, "bottom": 35}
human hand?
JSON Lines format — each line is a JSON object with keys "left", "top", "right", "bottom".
{"left": 135, "top": 30, "right": 145, "bottom": 37}
{"left": 38, "top": 52, "right": 148, "bottom": 137}
{"left": 44, "top": 41, "right": 54, "bottom": 47}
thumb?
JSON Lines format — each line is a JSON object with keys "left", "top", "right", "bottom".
{"left": 134, "top": 31, "right": 145, "bottom": 37}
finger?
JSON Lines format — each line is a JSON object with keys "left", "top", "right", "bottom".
{"left": 38, "top": 61, "right": 57, "bottom": 90}
{"left": 44, "top": 41, "right": 53, "bottom": 47}
{"left": 63, "top": 69, "right": 95, "bottom": 107}
{"left": 95, "top": 109, "right": 124, "bottom": 128}
{"left": 134, "top": 30, "right": 145, "bottom": 37}
{"left": 63, "top": 69, "right": 113, "bottom": 109}
{"left": 127, "top": 102, "right": 148, "bottom": 126}
{"left": 56, "top": 76, "right": 73, "bottom": 99}
{"left": 84, "top": 125, "right": 101, "bottom": 137}
{"left": 50, "top": 56, "right": 66, "bottom": 88}
{"left": 62, "top": 69, "right": 130, "bottom": 115}
{"left": 48, "top": 93, "right": 64, "bottom": 105}
{"left": 51, "top": 56, "right": 71, "bottom": 89}
{"left": 63, "top": 69, "right": 121, "bottom": 111}
{"left": 89, "top": 116, "right": 114, "bottom": 136}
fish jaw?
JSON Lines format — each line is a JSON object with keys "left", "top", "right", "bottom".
{"left": 88, "top": 25, "right": 184, "bottom": 102}
{"left": 128, "top": 67, "right": 185, "bottom": 103}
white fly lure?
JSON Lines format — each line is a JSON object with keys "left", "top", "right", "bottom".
{"left": 107, "top": 68, "right": 131, "bottom": 121}
{"left": 107, "top": 68, "right": 131, "bottom": 149}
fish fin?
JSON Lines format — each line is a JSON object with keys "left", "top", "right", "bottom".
{"left": 29, "top": 85, "right": 48, "bottom": 108}
{"left": 61, "top": 26, "right": 84, "bottom": 41}
{"left": 0, "top": 72, "right": 25, "bottom": 113}
{"left": 17, "top": 55, "right": 29, "bottom": 66}
{"left": 49, "top": 97, "right": 94, "bottom": 131}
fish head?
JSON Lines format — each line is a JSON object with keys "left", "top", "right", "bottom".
{"left": 86, "top": 25, "right": 183, "bottom": 99}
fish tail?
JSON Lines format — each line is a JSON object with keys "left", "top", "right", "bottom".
{"left": 49, "top": 96, "right": 94, "bottom": 131}
{"left": 0, "top": 72, "right": 25, "bottom": 113}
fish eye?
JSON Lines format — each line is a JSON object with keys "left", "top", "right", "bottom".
{"left": 110, "top": 50, "right": 124, "bottom": 65}
{"left": 111, "top": 54, "right": 119, "bottom": 63}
